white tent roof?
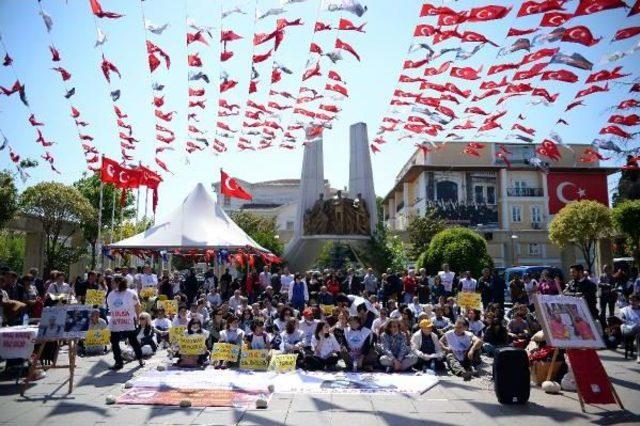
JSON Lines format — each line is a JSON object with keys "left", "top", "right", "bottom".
{"left": 110, "top": 183, "right": 269, "bottom": 251}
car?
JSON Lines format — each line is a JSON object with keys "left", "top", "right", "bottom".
{"left": 503, "top": 266, "right": 564, "bottom": 304}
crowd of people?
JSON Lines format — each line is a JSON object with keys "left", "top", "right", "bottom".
{"left": 1, "top": 261, "right": 640, "bottom": 378}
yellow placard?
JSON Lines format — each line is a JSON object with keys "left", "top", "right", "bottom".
{"left": 139, "top": 287, "right": 157, "bottom": 299}
{"left": 158, "top": 300, "right": 178, "bottom": 316}
{"left": 457, "top": 292, "right": 482, "bottom": 309}
{"left": 211, "top": 342, "right": 241, "bottom": 362}
{"left": 169, "top": 326, "right": 186, "bottom": 343}
{"left": 85, "top": 329, "right": 110, "bottom": 346}
{"left": 320, "top": 304, "right": 334, "bottom": 316}
{"left": 269, "top": 353, "right": 297, "bottom": 373}
{"left": 85, "top": 289, "right": 106, "bottom": 306}
{"left": 239, "top": 349, "right": 269, "bottom": 370}
{"left": 177, "top": 334, "right": 206, "bottom": 356}
{"left": 157, "top": 294, "right": 168, "bottom": 301}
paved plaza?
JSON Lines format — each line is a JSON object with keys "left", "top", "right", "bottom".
{"left": 1, "top": 347, "right": 639, "bottom": 426}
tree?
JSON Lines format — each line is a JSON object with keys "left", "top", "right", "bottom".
{"left": 549, "top": 200, "right": 613, "bottom": 274}
{"left": 0, "top": 231, "right": 25, "bottom": 272}
{"left": 417, "top": 227, "right": 492, "bottom": 277}
{"left": 73, "top": 173, "right": 135, "bottom": 269}
{"left": 0, "top": 170, "right": 19, "bottom": 229}
{"left": 20, "top": 182, "right": 95, "bottom": 275}
{"left": 406, "top": 208, "right": 445, "bottom": 259}
{"left": 315, "top": 242, "right": 357, "bottom": 271}
{"left": 231, "top": 211, "right": 284, "bottom": 256}
{"left": 612, "top": 200, "right": 640, "bottom": 267}
{"left": 614, "top": 155, "right": 640, "bottom": 204}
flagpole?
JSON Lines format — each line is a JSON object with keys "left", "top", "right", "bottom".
{"left": 109, "top": 189, "right": 116, "bottom": 269}
{"left": 144, "top": 186, "right": 149, "bottom": 219}
{"left": 97, "top": 179, "right": 104, "bottom": 272}
{"left": 119, "top": 196, "right": 124, "bottom": 268}
{"left": 136, "top": 185, "right": 141, "bottom": 224}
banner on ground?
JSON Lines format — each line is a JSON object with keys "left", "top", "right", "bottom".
{"left": 169, "top": 326, "right": 186, "bottom": 343}
{"left": 139, "top": 287, "right": 157, "bottom": 299}
{"left": 211, "top": 343, "right": 240, "bottom": 362}
{"left": 239, "top": 349, "right": 269, "bottom": 370}
{"left": 85, "top": 328, "right": 111, "bottom": 346}
{"left": 85, "top": 289, "right": 106, "bottom": 306}
{"left": 177, "top": 334, "right": 206, "bottom": 355}
{"left": 159, "top": 300, "right": 178, "bottom": 316}
{"left": 456, "top": 292, "right": 482, "bottom": 309}
{"left": 269, "top": 353, "right": 297, "bottom": 373}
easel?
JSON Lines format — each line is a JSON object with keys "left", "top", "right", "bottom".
{"left": 20, "top": 338, "right": 78, "bottom": 396}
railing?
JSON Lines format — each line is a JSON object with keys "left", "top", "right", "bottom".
{"left": 507, "top": 187, "right": 543, "bottom": 197}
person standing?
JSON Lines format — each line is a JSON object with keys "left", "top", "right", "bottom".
{"left": 288, "top": 273, "right": 309, "bottom": 311}
{"left": 417, "top": 268, "right": 431, "bottom": 304}
{"left": 106, "top": 276, "right": 144, "bottom": 370}
{"left": 598, "top": 264, "right": 617, "bottom": 325}
{"left": 438, "top": 263, "right": 456, "bottom": 298}
{"left": 219, "top": 268, "right": 232, "bottom": 300}
{"left": 363, "top": 268, "right": 378, "bottom": 296}
{"left": 402, "top": 270, "right": 418, "bottom": 303}
{"left": 343, "top": 268, "right": 362, "bottom": 296}
{"left": 280, "top": 267, "right": 294, "bottom": 302}
{"left": 477, "top": 268, "right": 494, "bottom": 309}
{"left": 138, "top": 264, "right": 158, "bottom": 293}
{"left": 459, "top": 271, "right": 477, "bottom": 293}
{"left": 564, "top": 264, "right": 599, "bottom": 321}
{"left": 259, "top": 266, "right": 272, "bottom": 293}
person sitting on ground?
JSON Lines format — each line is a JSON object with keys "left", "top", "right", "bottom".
{"left": 228, "top": 290, "right": 243, "bottom": 313}
{"left": 152, "top": 307, "right": 172, "bottom": 347}
{"left": 466, "top": 309, "right": 485, "bottom": 338}
{"left": 408, "top": 296, "right": 424, "bottom": 318}
{"left": 619, "top": 294, "right": 640, "bottom": 363}
{"left": 482, "top": 312, "right": 510, "bottom": 357}
{"left": 206, "top": 287, "right": 222, "bottom": 309}
{"left": 356, "top": 303, "right": 376, "bottom": 330}
{"left": 432, "top": 306, "right": 452, "bottom": 336}
{"left": 206, "top": 309, "right": 225, "bottom": 349}
{"left": 245, "top": 318, "right": 271, "bottom": 350}
{"left": 80, "top": 309, "right": 108, "bottom": 356}
{"left": 215, "top": 315, "right": 244, "bottom": 369}
{"left": 507, "top": 310, "right": 530, "bottom": 347}
{"left": 239, "top": 308, "right": 254, "bottom": 333}
{"left": 411, "top": 319, "right": 444, "bottom": 374}
{"left": 124, "top": 312, "right": 156, "bottom": 360}
{"left": 379, "top": 319, "right": 417, "bottom": 373}
{"left": 343, "top": 316, "right": 376, "bottom": 372}
{"left": 308, "top": 321, "right": 341, "bottom": 371}
{"left": 280, "top": 318, "right": 306, "bottom": 367}
{"left": 172, "top": 305, "right": 190, "bottom": 327}
{"left": 440, "top": 318, "right": 483, "bottom": 381}
{"left": 299, "top": 307, "right": 319, "bottom": 349}
{"left": 371, "top": 308, "right": 390, "bottom": 336}
{"left": 177, "top": 317, "right": 210, "bottom": 367}
{"left": 317, "top": 286, "right": 335, "bottom": 306}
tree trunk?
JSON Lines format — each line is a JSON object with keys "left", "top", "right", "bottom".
{"left": 90, "top": 241, "right": 97, "bottom": 270}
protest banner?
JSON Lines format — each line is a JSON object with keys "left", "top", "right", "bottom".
{"left": 0, "top": 328, "right": 37, "bottom": 359}
{"left": 85, "top": 289, "right": 106, "bottom": 306}
{"left": 139, "top": 287, "right": 157, "bottom": 299}
{"left": 177, "top": 334, "right": 207, "bottom": 356}
{"left": 320, "top": 304, "right": 334, "bottom": 316}
{"left": 169, "top": 326, "right": 186, "bottom": 343}
{"left": 270, "top": 353, "right": 297, "bottom": 373}
{"left": 159, "top": 300, "right": 178, "bottom": 316}
{"left": 239, "top": 349, "right": 269, "bottom": 370}
{"left": 85, "top": 329, "right": 111, "bottom": 346}
{"left": 211, "top": 343, "right": 241, "bottom": 362}
{"left": 456, "top": 292, "right": 482, "bottom": 309}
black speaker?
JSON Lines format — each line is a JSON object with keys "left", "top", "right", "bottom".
{"left": 493, "top": 347, "right": 530, "bottom": 404}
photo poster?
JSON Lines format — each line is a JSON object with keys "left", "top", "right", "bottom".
{"left": 37, "top": 306, "right": 67, "bottom": 340}
{"left": 239, "top": 349, "right": 269, "bottom": 371}
{"left": 169, "top": 326, "right": 186, "bottom": 344}
{"left": 63, "top": 305, "right": 92, "bottom": 339}
{"left": 211, "top": 343, "right": 241, "bottom": 362}
{"left": 85, "top": 329, "right": 111, "bottom": 346}
{"left": 456, "top": 292, "right": 482, "bottom": 309}
{"left": 269, "top": 353, "right": 297, "bottom": 373}
{"left": 177, "top": 334, "right": 207, "bottom": 356}
{"left": 534, "top": 295, "right": 604, "bottom": 349}
{"left": 85, "top": 289, "right": 106, "bottom": 306}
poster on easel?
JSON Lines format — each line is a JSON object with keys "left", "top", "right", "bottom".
{"left": 37, "top": 307, "right": 66, "bottom": 340}
{"left": 63, "top": 305, "right": 91, "bottom": 339}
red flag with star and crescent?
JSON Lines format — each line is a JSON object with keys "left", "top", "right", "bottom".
{"left": 547, "top": 172, "right": 609, "bottom": 214}
{"left": 220, "top": 170, "right": 252, "bottom": 200}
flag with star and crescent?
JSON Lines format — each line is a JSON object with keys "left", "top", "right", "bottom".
{"left": 547, "top": 172, "right": 609, "bottom": 214}
{"left": 220, "top": 169, "right": 252, "bottom": 201}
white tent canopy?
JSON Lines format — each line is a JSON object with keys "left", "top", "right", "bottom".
{"left": 109, "top": 183, "right": 269, "bottom": 252}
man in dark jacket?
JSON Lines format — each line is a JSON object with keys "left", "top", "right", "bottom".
{"left": 343, "top": 268, "right": 362, "bottom": 295}
{"left": 564, "top": 264, "right": 598, "bottom": 320}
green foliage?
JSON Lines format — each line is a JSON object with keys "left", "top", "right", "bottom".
{"left": 612, "top": 200, "right": 640, "bottom": 267}
{"left": 417, "top": 227, "right": 492, "bottom": 277}
{"left": 406, "top": 208, "right": 445, "bottom": 259}
{"left": 549, "top": 200, "right": 613, "bottom": 273}
{"left": 20, "top": 182, "right": 95, "bottom": 275}
{"left": 0, "top": 170, "right": 19, "bottom": 229}
{"left": 231, "top": 211, "right": 284, "bottom": 256}
{"left": 314, "top": 242, "right": 357, "bottom": 271}
{"left": 0, "top": 231, "right": 25, "bottom": 273}
{"left": 614, "top": 158, "right": 640, "bottom": 204}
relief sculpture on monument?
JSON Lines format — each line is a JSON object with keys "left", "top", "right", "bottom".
{"left": 303, "top": 190, "right": 370, "bottom": 236}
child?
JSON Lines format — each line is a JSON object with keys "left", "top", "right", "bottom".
{"left": 466, "top": 309, "right": 485, "bottom": 338}
{"left": 152, "top": 307, "right": 172, "bottom": 347}
{"left": 343, "top": 316, "right": 375, "bottom": 372}
{"left": 216, "top": 315, "right": 244, "bottom": 369}
{"left": 308, "top": 321, "right": 341, "bottom": 371}
{"left": 244, "top": 319, "right": 271, "bottom": 350}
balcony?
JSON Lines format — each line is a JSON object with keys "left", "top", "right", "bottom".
{"left": 507, "top": 187, "right": 543, "bottom": 197}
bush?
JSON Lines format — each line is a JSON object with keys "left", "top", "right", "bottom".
{"left": 417, "top": 227, "right": 492, "bottom": 276}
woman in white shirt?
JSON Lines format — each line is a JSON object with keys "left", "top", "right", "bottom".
{"left": 106, "top": 276, "right": 144, "bottom": 370}
{"left": 307, "top": 321, "right": 341, "bottom": 371}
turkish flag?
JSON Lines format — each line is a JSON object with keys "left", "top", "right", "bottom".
{"left": 540, "top": 11, "right": 572, "bottom": 27}
{"left": 100, "top": 156, "right": 122, "bottom": 184}
{"left": 629, "top": 0, "right": 640, "bottom": 16}
{"left": 220, "top": 170, "right": 252, "bottom": 200}
{"left": 521, "top": 48, "right": 559, "bottom": 65}
{"left": 518, "top": 0, "right": 566, "bottom": 17}
{"left": 467, "top": 5, "right": 511, "bottom": 21}
{"left": 586, "top": 66, "right": 629, "bottom": 83}
{"left": 507, "top": 27, "right": 538, "bottom": 37}
{"left": 561, "top": 25, "right": 601, "bottom": 46}
{"left": 613, "top": 27, "right": 640, "bottom": 41}
{"left": 541, "top": 69, "right": 578, "bottom": 83}
{"left": 450, "top": 65, "right": 482, "bottom": 80}
{"left": 574, "top": 0, "right": 626, "bottom": 16}
{"left": 414, "top": 24, "right": 437, "bottom": 37}
{"left": 608, "top": 114, "right": 640, "bottom": 126}
{"left": 488, "top": 62, "right": 520, "bottom": 75}
{"left": 600, "top": 125, "right": 632, "bottom": 138}
{"left": 547, "top": 172, "right": 608, "bottom": 213}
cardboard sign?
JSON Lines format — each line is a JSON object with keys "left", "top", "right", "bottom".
{"left": 85, "top": 289, "right": 106, "bottom": 306}
{"left": 320, "top": 304, "right": 335, "bottom": 316}
{"left": 456, "top": 292, "right": 482, "bottom": 309}
{"left": 158, "top": 300, "right": 178, "bottom": 316}
{"left": 270, "top": 353, "right": 297, "bottom": 373}
{"left": 139, "top": 287, "right": 157, "bottom": 299}
{"left": 177, "top": 334, "right": 207, "bottom": 356}
{"left": 211, "top": 343, "right": 241, "bottom": 362}
{"left": 85, "top": 329, "right": 111, "bottom": 346}
{"left": 169, "top": 326, "right": 186, "bottom": 343}
{"left": 0, "top": 329, "right": 36, "bottom": 359}
{"left": 239, "top": 349, "right": 269, "bottom": 371}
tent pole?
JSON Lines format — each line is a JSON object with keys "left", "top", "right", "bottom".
{"left": 144, "top": 187, "right": 149, "bottom": 220}
{"left": 109, "top": 190, "right": 116, "bottom": 269}
{"left": 136, "top": 185, "right": 140, "bottom": 224}
{"left": 97, "top": 180, "right": 104, "bottom": 272}
{"left": 119, "top": 203, "right": 124, "bottom": 268}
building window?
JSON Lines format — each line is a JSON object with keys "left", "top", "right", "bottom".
{"left": 531, "top": 205, "right": 542, "bottom": 223}
{"left": 474, "top": 185, "right": 484, "bottom": 203}
{"left": 436, "top": 181, "right": 458, "bottom": 202}
{"left": 528, "top": 243, "right": 541, "bottom": 256}
{"left": 223, "top": 195, "right": 231, "bottom": 206}
{"left": 487, "top": 186, "right": 496, "bottom": 204}
{"left": 286, "top": 221, "right": 294, "bottom": 231}
{"left": 511, "top": 206, "right": 522, "bottom": 223}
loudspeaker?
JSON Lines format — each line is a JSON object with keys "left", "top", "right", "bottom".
{"left": 493, "top": 347, "right": 530, "bottom": 404}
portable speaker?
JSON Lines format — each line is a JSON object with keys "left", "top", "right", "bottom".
{"left": 493, "top": 347, "right": 530, "bottom": 404}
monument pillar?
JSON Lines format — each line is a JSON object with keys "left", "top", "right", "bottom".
{"left": 348, "top": 123, "right": 378, "bottom": 233}
{"left": 293, "top": 137, "right": 324, "bottom": 238}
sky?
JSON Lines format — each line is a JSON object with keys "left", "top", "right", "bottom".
{"left": 0, "top": 0, "right": 638, "bottom": 219}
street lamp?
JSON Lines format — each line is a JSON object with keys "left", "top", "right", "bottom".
{"left": 511, "top": 234, "right": 519, "bottom": 266}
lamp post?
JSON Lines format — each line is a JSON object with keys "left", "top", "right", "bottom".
{"left": 511, "top": 234, "right": 519, "bottom": 266}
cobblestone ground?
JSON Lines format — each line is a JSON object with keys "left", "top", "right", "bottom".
{"left": 1, "top": 346, "right": 639, "bottom": 425}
